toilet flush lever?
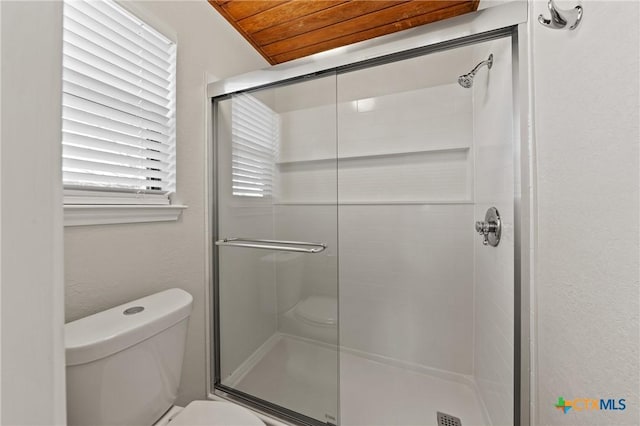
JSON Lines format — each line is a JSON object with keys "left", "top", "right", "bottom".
{"left": 475, "top": 207, "right": 501, "bottom": 247}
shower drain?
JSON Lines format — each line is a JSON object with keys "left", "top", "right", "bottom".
{"left": 437, "top": 411, "right": 462, "bottom": 426}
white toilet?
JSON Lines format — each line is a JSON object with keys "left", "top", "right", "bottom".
{"left": 65, "top": 288, "right": 265, "bottom": 426}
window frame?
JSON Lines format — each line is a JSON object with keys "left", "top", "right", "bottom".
{"left": 62, "top": 0, "right": 186, "bottom": 226}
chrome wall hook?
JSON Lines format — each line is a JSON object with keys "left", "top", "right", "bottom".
{"left": 538, "top": 0, "right": 583, "bottom": 30}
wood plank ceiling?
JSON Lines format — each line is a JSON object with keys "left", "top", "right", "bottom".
{"left": 208, "top": 0, "right": 480, "bottom": 65}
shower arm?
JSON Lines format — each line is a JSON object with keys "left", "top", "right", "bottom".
{"left": 466, "top": 54, "right": 493, "bottom": 78}
{"left": 458, "top": 53, "right": 494, "bottom": 88}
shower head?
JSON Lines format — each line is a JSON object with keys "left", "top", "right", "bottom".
{"left": 458, "top": 54, "right": 493, "bottom": 88}
{"left": 458, "top": 74, "right": 474, "bottom": 89}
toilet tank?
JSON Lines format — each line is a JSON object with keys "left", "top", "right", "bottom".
{"left": 65, "top": 288, "right": 193, "bottom": 426}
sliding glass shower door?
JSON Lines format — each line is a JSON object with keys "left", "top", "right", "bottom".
{"left": 213, "top": 73, "right": 339, "bottom": 425}
{"left": 212, "top": 32, "right": 517, "bottom": 426}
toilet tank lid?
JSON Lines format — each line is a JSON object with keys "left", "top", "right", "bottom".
{"left": 65, "top": 288, "right": 193, "bottom": 366}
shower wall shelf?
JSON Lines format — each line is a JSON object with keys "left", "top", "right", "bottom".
{"left": 276, "top": 146, "right": 471, "bottom": 165}
{"left": 275, "top": 144, "right": 473, "bottom": 205}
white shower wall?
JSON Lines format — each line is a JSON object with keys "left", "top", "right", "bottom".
{"left": 338, "top": 204, "right": 475, "bottom": 374}
{"left": 335, "top": 61, "right": 476, "bottom": 375}
{"left": 272, "top": 48, "right": 480, "bottom": 377}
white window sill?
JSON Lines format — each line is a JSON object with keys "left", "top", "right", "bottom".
{"left": 64, "top": 204, "right": 187, "bottom": 227}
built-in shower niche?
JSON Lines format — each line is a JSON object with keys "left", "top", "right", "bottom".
{"left": 274, "top": 82, "right": 473, "bottom": 205}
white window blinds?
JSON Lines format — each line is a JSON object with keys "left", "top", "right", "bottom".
{"left": 62, "top": 0, "right": 176, "bottom": 201}
{"left": 231, "top": 94, "right": 279, "bottom": 198}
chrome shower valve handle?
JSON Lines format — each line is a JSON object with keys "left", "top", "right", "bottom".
{"left": 475, "top": 221, "right": 498, "bottom": 241}
{"left": 475, "top": 221, "right": 496, "bottom": 246}
{"left": 475, "top": 207, "right": 502, "bottom": 247}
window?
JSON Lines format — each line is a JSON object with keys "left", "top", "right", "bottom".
{"left": 231, "top": 94, "right": 279, "bottom": 198}
{"left": 62, "top": 0, "right": 176, "bottom": 207}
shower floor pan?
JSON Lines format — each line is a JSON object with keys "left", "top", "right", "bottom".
{"left": 223, "top": 333, "right": 488, "bottom": 426}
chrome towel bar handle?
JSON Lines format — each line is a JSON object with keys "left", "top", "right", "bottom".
{"left": 215, "top": 238, "right": 327, "bottom": 254}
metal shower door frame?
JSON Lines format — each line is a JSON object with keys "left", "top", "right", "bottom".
{"left": 205, "top": 3, "right": 532, "bottom": 425}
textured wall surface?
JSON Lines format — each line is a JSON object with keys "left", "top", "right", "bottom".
{"left": 532, "top": 1, "right": 640, "bottom": 424}
{"left": 63, "top": 0, "right": 266, "bottom": 406}
{"left": 1, "top": 1, "right": 66, "bottom": 424}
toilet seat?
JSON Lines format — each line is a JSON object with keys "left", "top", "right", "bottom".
{"left": 170, "top": 401, "right": 265, "bottom": 426}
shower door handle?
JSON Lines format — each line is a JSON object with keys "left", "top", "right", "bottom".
{"left": 215, "top": 238, "right": 327, "bottom": 253}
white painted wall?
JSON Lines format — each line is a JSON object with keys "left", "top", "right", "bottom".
{"left": 531, "top": 1, "right": 640, "bottom": 424}
{"left": 472, "top": 36, "right": 514, "bottom": 426}
{"left": 0, "top": 1, "right": 66, "bottom": 424}
{"left": 63, "top": 0, "right": 266, "bottom": 406}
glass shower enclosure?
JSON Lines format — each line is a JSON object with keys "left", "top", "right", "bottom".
{"left": 212, "top": 26, "right": 519, "bottom": 426}
{"left": 213, "top": 74, "right": 339, "bottom": 425}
